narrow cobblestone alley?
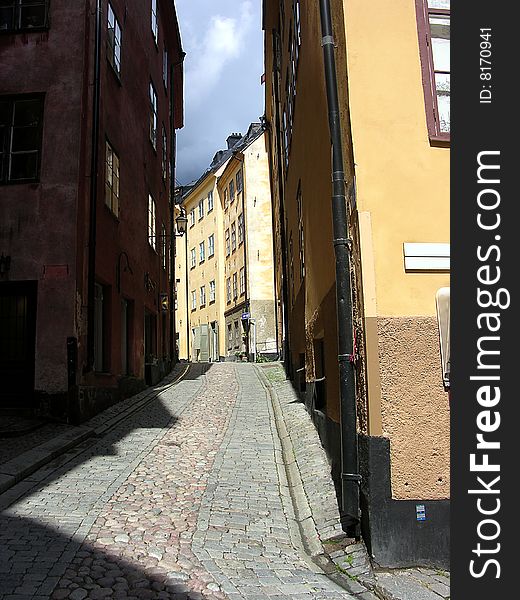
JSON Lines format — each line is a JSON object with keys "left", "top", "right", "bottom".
{"left": 0, "top": 364, "right": 356, "bottom": 600}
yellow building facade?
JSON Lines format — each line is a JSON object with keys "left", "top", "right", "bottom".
{"left": 264, "top": 0, "right": 450, "bottom": 568}
{"left": 177, "top": 125, "right": 277, "bottom": 362}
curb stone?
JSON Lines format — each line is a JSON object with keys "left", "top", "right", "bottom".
{"left": 254, "top": 363, "right": 377, "bottom": 599}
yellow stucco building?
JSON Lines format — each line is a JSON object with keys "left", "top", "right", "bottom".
{"left": 263, "top": 0, "right": 450, "bottom": 568}
{"left": 177, "top": 124, "right": 277, "bottom": 362}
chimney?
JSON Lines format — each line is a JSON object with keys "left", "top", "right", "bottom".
{"left": 226, "top": 132, "right": 242, "bottom": 149}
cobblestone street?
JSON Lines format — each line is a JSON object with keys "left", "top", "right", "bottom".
{"left": 0, "top": 363, "right": 356, "bottom": 600}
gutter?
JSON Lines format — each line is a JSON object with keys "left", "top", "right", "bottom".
{"left": 86, "top": 0, "right": 102, "bottom": 372}
{"left": 319, "top": 0, "right": 360, "bottom": 534}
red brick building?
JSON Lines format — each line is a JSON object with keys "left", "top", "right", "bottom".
{"left": 0, "top": 0, "right": 184, "bottom": 421}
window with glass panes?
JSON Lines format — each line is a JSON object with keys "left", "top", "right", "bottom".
{"left": 238, "top": 213, "right": 244, "bottom": 244}
{"left": 209, "top": 280, "right": 216, "bottom": 302}
{"left": 151, "top": 0, "right": 158, "bottom": 44}
{"left": 149, "top": 82, "right": 157, "bottom": 148}
{"left": 162, "top": 125, "right": 167, "bottom": 180}
{"left": 231, "top": 222, "right": 236, "bottom": 252}
{"left": 148, "top": 194, "right": 156, "bottom": 249}
{"left": 0, "top": 95, "right": 44, "bottom": 184}
{"left": 208, "top": 234, "right": 215, "bottom": 257}
{"left": 107, "top": 4, "right": 121, "bottom": 76}
{"left": 239, "top": 267, "right": 245, "bottom": 295}
{"left": 0, "top": 0, "right": 48, "bottom": 32}
{"left": 416, "top": 0, "right": 450, "bottom": 140}
{"left": 190, "top": 248, "right": 196, "bottom": 268}
{"left": 199, "top": 241, "right": 205, "bottom": 263}
{"left": 208, "top": 190, "right": 214, "bottom": 212}
{"left": 105, "top": 140, "right": 120, "bottom": 216}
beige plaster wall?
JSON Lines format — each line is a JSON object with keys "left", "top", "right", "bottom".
{"left": 378, "top": 316, "right": 450, "bottom": 500}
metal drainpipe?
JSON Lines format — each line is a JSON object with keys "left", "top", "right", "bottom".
{"left": 86, "top": 0, "right": 102, "bottom": 373}
{"left": 169, "top": 54, "right": 186, "bottom": 366}
{"left": 238, "top": 154, "right": 250, "bottom": 360}
{"left": 270, "top": 30, "right": 292, "bottom": 376}
{"left": 184, "top": 226, "right": 190, "bottom": 360}
{"left": 319, "top": 0, "right": 360, "bottom": 533}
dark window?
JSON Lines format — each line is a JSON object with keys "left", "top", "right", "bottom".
{"left": 0, "top": 0, "right": 49, "bottom": 33}
{"left": 0, "top": 95, "right": 44, "bottom": 184}
{"left": 416, "top": 0, "right": 450, "bottom": 142}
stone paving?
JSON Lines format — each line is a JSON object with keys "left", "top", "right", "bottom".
{"left": 0, "top": 363, "right": 356, "bottom": 600}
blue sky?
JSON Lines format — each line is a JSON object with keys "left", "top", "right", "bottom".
{"left": 175, "top": 0, "right": 265, "bottom": 185}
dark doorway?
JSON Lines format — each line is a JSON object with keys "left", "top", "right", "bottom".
{"left": 0, "top": 281, "right": 37, "bottom": 406}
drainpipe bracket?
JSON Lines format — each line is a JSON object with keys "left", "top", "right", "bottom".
{"left": 342, "top": 472, "right": 362, "bottom": 483}
{"left": 338, "top": 352, "right": 359, "bottom": 365}
{"left": 321, "top": 35, "right": 335, "bottom": 47}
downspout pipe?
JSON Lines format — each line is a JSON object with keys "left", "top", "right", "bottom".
{"left": 319, "top": 0, "right": 360, "bottom": 533}
{"left": 169, "top": 54, "right": 185, "bottom": 366}
{"left": 86, "top": 0, "right": 102, "bottom": 373}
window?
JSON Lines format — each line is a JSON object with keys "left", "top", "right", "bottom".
{"left": 236, "top": 168, "right": 243, "bottom": 193}
{"left": 225, "top": 229, "right": 230, "bottom": 256}
{"left": 151, "top": 0, "right": 158, "bottom": 44}
{"left": 191, "top": 290, "right": 196, "bottom": 310}
{"left": 229, "top": 179, "right": 235, "bottom": 203}
{"left": 234, "top": 321, "right": 240, "bottom": 348}
{"left": 232, "top": 272, "right": 238, "bottom": 299}
{"left": 231, "top": 222, "right": 236, "bottom": 252}
{"left": 199, "top": 241, "right": 205, "bottom": 263}
{"left": 239, "top": 267, "right": 245, "bottom": 295}
{"left": 227, "top": 323, "right": 233, "bottom": 350}
{"left": 105, "top": 140, "right": 120, "bottom": 216}
{"left": 0, "top": 95, "right": 44, "bottom": 184}
{"left": 161, "top": 223, "right": 167, "bottom": 270}
{"left": 226, "top": 278, "right": 231, "bottom": 303}
{"left": 149, "top": 82, "right": 157, "bottom": 149}
{"left": 148, "top": 194, "right": 156, "bottom": 249}
{"left": 208, "top": 234, "right": 215, "bottom": 257}
{"left": 190, "top": 248, "right": 196, "bottom": 269}
{"left": 416, "top": 0, "right": 450, "bottom": 140}
{"left": 163, "top": 48, "right": 168, "bottom": 88}
{"left": 207, "top": 190, "right": 214, "bottom": 212}
{"left": 224, "top": 188, "right": 229, "bottom": 209}
{"left": 238, "top": 213, "right": 244, "bottom": 245}
{"left": 0, "top": 0, "right": 48, "bottom": 32}
{"left": 161, "top": 125, "right": 167, "bottom": 181}
{"left": 200, "top": 286, "right": 206, "bottom": 307}
{"left": 209, "top": 280, "right": 216, "bottom": 303}
{"left": 189, "top": 208, "right": 195, "bottom": 227}
{"left": 107, "top": 4, "right": 122, "bottom": 77}
{"left": 198, "top": 198, "right": 204, "bottom": 220}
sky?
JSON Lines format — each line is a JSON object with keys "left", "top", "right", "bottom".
{"left": 175, "top": 0, "right": 265, "bottom": 185}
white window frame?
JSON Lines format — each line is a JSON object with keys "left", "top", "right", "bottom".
{"left": 107, "top": 3, "right": 122, "bottom": 76}
{"left": 151, "top": 0, "right": 158, "bottom": 44}
{"left": 200, "top": 285, "right": 206, "bottom": 307}
{"left": 191, "top": 290, "right": 197, "bottom": 310}
{"left": 208, "top": 234, "right": 215, "bottom": 257}
{"left": 209, "top": 280, "right": 216, "bottom": 303}
{"left": 199, "top": 240, "right": 205, "bottom": 263}
{"left": 190, "top": 247, "right": 196, "bottom": 269}
{"left": 208, "top": 190, "right": 214, "bottom": 212}
{"left": 148, "top": 194, "right": 156, "bottom": 250}
{"left": 149, "top": 82, "right": 157, "bottom": 149}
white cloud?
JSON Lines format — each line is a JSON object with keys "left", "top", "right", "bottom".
{"left": 185, "top": 1, "right": 254, "bottom": 106}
